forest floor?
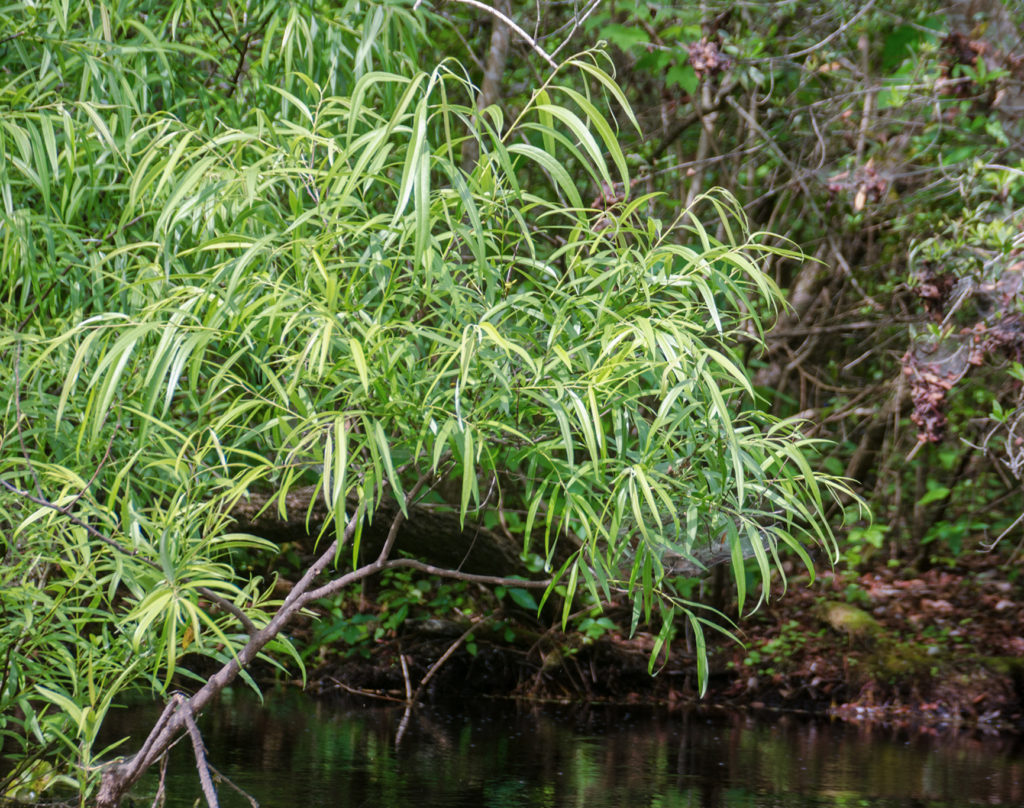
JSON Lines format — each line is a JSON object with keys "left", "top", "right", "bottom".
{"left": 305, "top": 550, "right": 1024, "bottom": 733}
{"left": 706, "top": 553, "right": 1024, "bottom": 732}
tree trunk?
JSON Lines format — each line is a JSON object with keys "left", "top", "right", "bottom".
{"left": 229, "top": 487, "right": 560, "bottom": 579}
{"left": 462, "top": 0, "right": 511, "bottom": 168}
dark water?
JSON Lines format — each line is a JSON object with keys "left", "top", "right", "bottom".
{"left": 99, "top": 690, "right": 1023, "bottom": 808}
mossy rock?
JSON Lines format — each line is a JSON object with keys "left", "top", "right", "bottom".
{"left": 866, "top": 645, "right": 932, "bottom": 681}
{"left": 980, "top": 656, "right": 1024, "bottom": 678}
{"left": 818, "top": 601, "right": 882, "bottom": 641}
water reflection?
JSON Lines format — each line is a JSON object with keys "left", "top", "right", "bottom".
{"left": 99, "top": 690, "right": 1023, "bottom": 807}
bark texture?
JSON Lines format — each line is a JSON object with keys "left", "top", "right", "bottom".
{"left": 229, "top": 486, "right": 560, "bottom": 579}
{"left": 462, "top": 0, "right": 511, "bottom": 168}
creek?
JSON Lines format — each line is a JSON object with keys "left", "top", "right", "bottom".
{"left": 99, "top": 689, "right": 1022, "bottom": 807}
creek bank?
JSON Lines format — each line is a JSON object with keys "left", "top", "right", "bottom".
{"left": 713, "top": 558, "right": 1024, "bottom": 732}
{"left": 299, "top": 553, "right": 1023, "bottom": 732}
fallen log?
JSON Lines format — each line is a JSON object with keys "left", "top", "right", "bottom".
{"left": 229, "top": 486, "right": 559, "bottom": 579}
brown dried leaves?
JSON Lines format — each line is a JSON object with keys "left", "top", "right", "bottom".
{"left": 687, "top": 38, "right": 730, "bottom": 79}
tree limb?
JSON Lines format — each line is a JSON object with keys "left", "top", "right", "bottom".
{"left": 416, "top": 0, "right": 557, "bottom": 68}
{"left": 95, "top": 467, "right": 449, "bottom": 807}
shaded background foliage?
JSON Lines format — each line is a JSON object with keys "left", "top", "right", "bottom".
{"left": 431, "top": 0, "right": 1024, "bottom": 558}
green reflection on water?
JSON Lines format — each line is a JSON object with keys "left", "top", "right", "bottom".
{"left": 97, "top": 690, "right": 1022, "bottom": 808}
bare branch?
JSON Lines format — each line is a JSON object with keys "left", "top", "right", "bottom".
{"left": 415, "top": 0, "right": 557, "bottom": 69}
{"left": 197, "top": 588, "right": 257, "bottom": 636}
{"left": 724, "top": 94, "right": 883, "bottom": 310}
{"left": 749, "top": 0, "right": 877, "bottom": 64}
{"left": 411, "top": 612, "right": 498, "bottom": 705}
{"left": 550, "top": 0, "right": 601, "bottom": 60}
{"left": 384, "top": 557, "right": 552, "bottom": 589}
{"left": 328, "top": 676, "right": 407, "bottom": 703}
{"left": 149, "top": 753, "right": 168, "bottom": 808}
{"left": 204, "top": 761, "right": 260, "bottom": 808}
{"left": 399, "top": 653, "right": 413, "bottom": 702}
{"left": 181, "top": 696, "right": 220, "bottom": 808}
{"left": 374, "top": 468, "right": 437, "bottom": 564}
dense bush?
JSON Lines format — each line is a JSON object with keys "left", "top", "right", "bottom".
{"left": 0, "top": 2, "right": 860, "bottom": 803}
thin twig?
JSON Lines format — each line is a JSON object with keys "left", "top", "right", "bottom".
{"left": 205, "top": 8, "right": 247, "bottom": 57}
{"left": 148, "top": 753, "right": 168, "bottom": 808}
{"left": 550, "top": 0, "right": 601, "bottom": 60}
{"left": 415, "top": 0, "right": 557, "bottom": 68}
{"left": 983, "top": 509, "right": 1024, "bottom": 551}
{"left": 395, "top": 704, "right": 414, "bottom": 747}
{"left": 197, "top": 588, "right": 257, "bottom": 635}
{"left": 206, "top": 760, "right": 260, "bottom": 808}
{"left": 411, "top": 613, "right": 498, "bottom": 705}
{"left": 15, "top": 216, "right": 145, "bottom": 333}
{"left": 384, "top": 558, "right": 552, "bottom": 589}
{"left": 181, "top": 697, "right": 220, "bottom": 808}
{"left": 749, "top": 0, "right": 877, "bottom": 63}
{"left": 771, "top": 320, "right": 879, "bottom": 336}
{"left": 0, "top": 478, "right": 148, "bottom": 558}
{"left": 724, "top": 94, "right": 883, "bottom": 310}
{"left": 11, "top": 345, "right": 44, "bottom": 499}
{"left": 399, "top": 653, "right": 413, "bottom": 702}
{"left": 328, "top": 677, "right": 407, "bottom": 703}
{"left": 855, "top": 33, "right": 872, "bottom": 164}
{"left": 131, "top": 698, "right": 181, "bottom": 788}
{"left": 225, "top": 33, "right": 253, "bottom": 99}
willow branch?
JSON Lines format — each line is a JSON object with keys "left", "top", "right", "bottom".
{"left": 384, "top": 557, "right": 552, "bottom": 589}
{"left": 181, "top": 698, "right": 219, "bottom": 808}
{"left": 0, "top": 477, "right": 257, "bottom": 635}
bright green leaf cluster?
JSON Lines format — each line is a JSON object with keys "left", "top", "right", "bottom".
{"left": 0, "top": 1, "right": 860, "bottom": 797}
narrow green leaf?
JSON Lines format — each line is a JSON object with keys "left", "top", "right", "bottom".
{"left": 350, "top": 338, "right": 370, "bottom": 394}
{"left": 374, "top": 420, "right": 405, "bottom": 514}
{"left": 460, "top": 426, "right": 475, "bottom": 525}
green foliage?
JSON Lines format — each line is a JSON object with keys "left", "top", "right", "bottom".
{"left": 0, "top": 0, "right": 857, "bottom": 798}
{"left": 741, "top": 619, "right": 824, "bottom": 674}
{"left": 304, "top": 568, "right": 480, "bottom": 661}
{"left": 0, "top": 539, "right": 139, "bottom": 797}
{"left": 577, "top": 615, "right": 618, "bottom": 643}
{"left": 843, "top": 523, "right": 890, "bottom": 568}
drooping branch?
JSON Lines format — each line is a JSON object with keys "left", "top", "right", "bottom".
{"left": 96, "top": 506, "right": 362, "bottom": 807}
{"left": 0, "top": 476, "right": 258, "bottom": 636}
{"left": 96, "top": 465, "right": 519, "bottom": 807}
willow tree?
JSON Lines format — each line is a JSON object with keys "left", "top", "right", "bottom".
{"left": 0, "top": 1, "right": 856, "bottom": 804}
